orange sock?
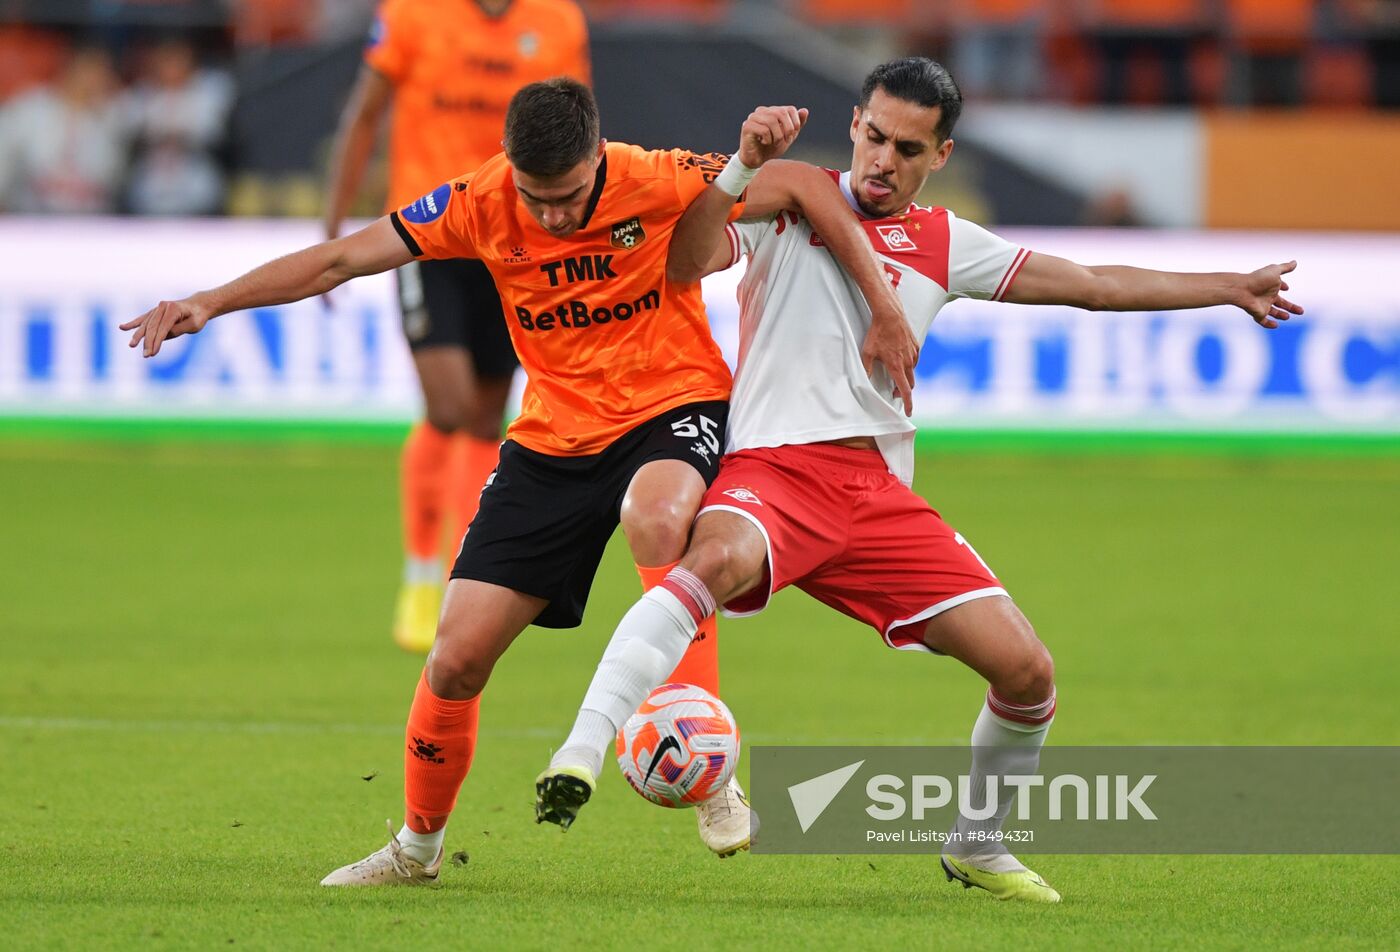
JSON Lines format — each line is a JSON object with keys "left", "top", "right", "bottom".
{"left": 401, "top": 422, "right": 454, "bottom": 562}
{"left": 636, "top": 561, "right": 720, "bottom": 696}
{"left": 403, "top": 670, "right": 480, "bottom": 834}
{"left": 451, "top": 435, "right": 500, "bottom": 549}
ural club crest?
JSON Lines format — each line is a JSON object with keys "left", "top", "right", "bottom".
{"left": 610, "top": 217, "right": 646, "bottom": 250}
{"left": 875, "top": 224, "right": 915, "bottom": 252}
{"left": 722, "top": 487, "right": 762, "bottom": 506}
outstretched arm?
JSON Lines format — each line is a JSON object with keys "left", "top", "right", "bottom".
{"left": 1006, "top": 254, "right": 1304, "bottom": 328}
{"left": 121, "top": 216, "right": 413, "bottom": 357}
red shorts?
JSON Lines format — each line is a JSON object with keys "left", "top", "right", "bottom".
{"left": 698, "top": 443, "right": 1007, "bottom": 652}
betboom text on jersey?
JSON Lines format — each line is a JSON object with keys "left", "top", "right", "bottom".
{"left": 514, "top": 288, "right": 661, "bottom": 332}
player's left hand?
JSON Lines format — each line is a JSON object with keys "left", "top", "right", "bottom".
{"left": 1236, "top": 260, "right": 1304, "bottom": 329}
{"left": 121, "top": 295, "right": 215, "bottom": 357}
{"left": 737, "top": 106, "right": 809, "bottom": 168}
{"left": 861, "top": 306, "right": 920, "bottom": 416}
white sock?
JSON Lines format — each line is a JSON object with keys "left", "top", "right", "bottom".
{"left": 550, "top": 587, "right": 698, "bottom": 778}
{"left": 396, "top": 824, "right": 444, "bottom": 865}
{"left": 403, "top": 556, "right": 442, "bottom": 585}
{"left": 948, "top": 691, "right": 1055, "bottom": 873}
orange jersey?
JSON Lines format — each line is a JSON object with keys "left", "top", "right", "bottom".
{"left": 391, "top": 142, "right": 741, "bottom": 456}
{"left": 366, "top": 0, "right": 591, "bottom": 210}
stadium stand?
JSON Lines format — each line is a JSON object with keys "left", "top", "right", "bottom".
{"left": 1, "top": 0, "right": 1396, "bottom": 223}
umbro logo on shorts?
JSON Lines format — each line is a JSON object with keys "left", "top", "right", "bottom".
{"left": 722, "top": 488, "right": 762, "bottom": 506}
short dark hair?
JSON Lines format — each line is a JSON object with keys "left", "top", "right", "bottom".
{"left": 504, "top": 77, "right": 600, "bottom": 178}
{"left": 859, "top": 57, "right": 962, "bottom": 143}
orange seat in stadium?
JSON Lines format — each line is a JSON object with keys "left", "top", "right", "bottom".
{"left": 1084, "top": 0, "right": 1204, "bottom": 29}
{"left": 799, "top": 0, "right": 913, "bottom": 24}
{"left": 232, "top": 0, "right": 320, "bottom": 47}
{"left": 1226, "top": 0, "right": 1315, "bottom": 51}
{"left": 1303, "top": 45, "right": 1373, "bottom": 108}
{"left": 956, "top": 0, "right": 1044, "bottom": 17}
{"left": 1224, "top": 0, "right": 1316, "bottom": 105}
{"left": 1081, "top": 1, "right": 1206, "bottom": 104}
{"left": 583, "top": 0, "right": 729, "bottom": 21}
{"left": 0, "top": 27, "right": 68, "bottom": 102}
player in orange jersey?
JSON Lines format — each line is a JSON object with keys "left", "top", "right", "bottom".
{"left": 323, "top": 0, "right": 591, "bottom": 654}
{"left": 121, "top": 79, "right": 916, "bottom": 883}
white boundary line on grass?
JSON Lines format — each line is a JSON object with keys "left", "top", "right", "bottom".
{"left": 0, "top": 714, "right": 967, "bottom": 746}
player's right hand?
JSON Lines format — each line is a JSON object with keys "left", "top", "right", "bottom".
{"left": 120, "top": 297, "right": 214, "bottom": 358}
{"left": 737, "top": 105, "right": 809, "bottom": 168}
{"left": 861, "top": 304, "right": 920, "bottom": 417}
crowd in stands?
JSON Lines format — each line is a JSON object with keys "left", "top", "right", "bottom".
{"left": 0, "top": 33, "right": 233, "bottom": 215}
{"left": 533, "top": 1, "right": 1400, "bottom": 107}
{"left": 800, "top": 0, "right": 1400, "bottom": 107}
{"left": 0, "top": 0, "right": 1396, "bottom": 216}
{"left": 0, "top": 0, "right": 390, "bottom": 215}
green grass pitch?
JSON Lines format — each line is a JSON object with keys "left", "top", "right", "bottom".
{"left": 1, "top": 432, "right": 1396, "bottom": 949}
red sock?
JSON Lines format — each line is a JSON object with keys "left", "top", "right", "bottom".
{"left": 636, "top": 561, "right": 720, "bottom": 696}
{"left": 451, "top": 435, "right": 500, "bottom": 550}
{"left": 987, "top": 687, "right": 1057, "bottom": 726}
{"left": 403, "top": 670, "right": 480, "bottom": 833}
{"left": 400, "top": 422, "right": 454, "bottom": 561}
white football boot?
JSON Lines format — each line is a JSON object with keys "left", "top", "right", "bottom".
{"left": 696, "top": 777, "right": 757, "bottom": 858}
{"left": 320, "top": 821, "right": 443, "bottom": 886}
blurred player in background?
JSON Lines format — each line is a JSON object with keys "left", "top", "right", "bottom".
{"left": 122, "top": 80, "right": 915, "bottom": 883}
{"left": 537, "top": 57, "right": 1303, "bottom": 903}
{"left": 323, "top": 0, "right": 590, "bottom": 653}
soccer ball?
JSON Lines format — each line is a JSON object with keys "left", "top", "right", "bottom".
{"left": 616, "top": 683, "right": 739, "bottom": 808}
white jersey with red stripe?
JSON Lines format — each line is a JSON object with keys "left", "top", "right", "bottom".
{"left": 722, "top": 170, "right": 1029, "bottom": 485}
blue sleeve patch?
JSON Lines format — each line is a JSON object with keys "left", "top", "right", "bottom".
{"left": 402, "top": 184, "right": 452, "bottom": 225}
{"left": 366, "top": 15, "right": 386, "bottom": 49}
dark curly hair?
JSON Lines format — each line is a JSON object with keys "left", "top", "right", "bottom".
{"left": 859, "top": 57, "right": 963, "bottom": 143}
{"left": 504, "top": 77, "right": 601, "bottom": 178}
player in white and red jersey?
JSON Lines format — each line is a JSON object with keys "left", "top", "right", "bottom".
{"left": 719, "top": 187, "right": 1025, "bottom": 488}
{"left": 536, "top": 58, "right": 1303, "bottom": 902}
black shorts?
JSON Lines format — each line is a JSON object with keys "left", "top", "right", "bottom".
{"left": 450, "top": 400, "right": 729, "bottom": 629}
{"left": 396, "top": 258, "right": 519, "bottom": 378}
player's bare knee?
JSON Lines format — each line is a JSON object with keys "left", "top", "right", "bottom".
{"left": 467, "top": 377, "right": 512, "bottom": 440}
{"left": 999, "top": 642, "right": 1055, "bottom": 706}
{"left": 424, "top": 406, "right": 468, "bottom": 435}
{"left": 424, "top": 639, "right": 489, "bottom": 700}
{"left": 680, "top": 512, "right": 766, "bottom": 604}
{"left": 459, "top": 392, "right": 508, "bottom": 443}
{"left": 680, "top": 537, "right": 748, "bottom": 605}
{"left": 619, "top": 497, "right": 692, "bottom": 561}
{"left": 1027, "top": 642, "right": 1056, "bottom": 701}
{"left": 462, "top": 412, "right": 501, "bottom": 443}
